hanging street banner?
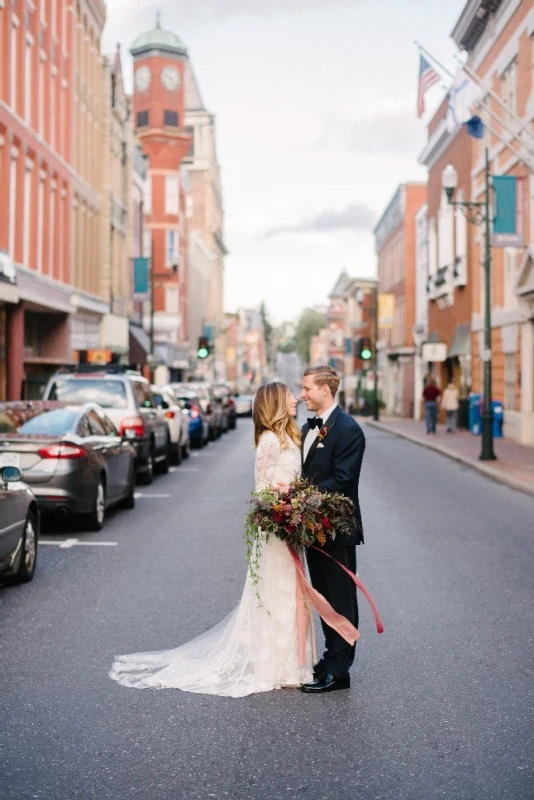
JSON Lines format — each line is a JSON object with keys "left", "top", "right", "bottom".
{"left": 378, "top": 293, "right": 395, "bottom": 329}
{"left": 492, "top": 176, "right": 524, "bottom": 247}
{"left": 133, "top": 257, "right": 150, "bottom": 299}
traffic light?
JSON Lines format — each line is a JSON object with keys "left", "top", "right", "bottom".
{"left": 197, "top": 336, "right": 210, "bottom": 359}
{"left": 357, "top": 337, "right": 372, "bottom": 361}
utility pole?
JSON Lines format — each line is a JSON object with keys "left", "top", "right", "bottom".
{"left": 373, "top": 282, "right": 379, "bottom": 422}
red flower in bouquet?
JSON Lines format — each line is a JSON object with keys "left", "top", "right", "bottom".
{"left": 321, "top": 517, "right": 332, "bottom": 529}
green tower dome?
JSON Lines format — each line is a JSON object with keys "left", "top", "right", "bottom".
{"left": 130, "top": 15, "right": 187, "bottom": 57}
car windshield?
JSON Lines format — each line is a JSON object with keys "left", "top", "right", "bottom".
{"left": 48, "top": 378, "right": 128, "bottom": 409}
{"left": 15, "top": 408, "right": 79, "bottom": 435}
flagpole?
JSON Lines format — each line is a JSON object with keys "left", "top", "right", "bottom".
{"left": 456, "top": 57, "right": 534, "bottom": 147}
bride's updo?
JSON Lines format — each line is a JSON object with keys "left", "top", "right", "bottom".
{"left": 253, "top": 382, "right": 301, "bottom": 450}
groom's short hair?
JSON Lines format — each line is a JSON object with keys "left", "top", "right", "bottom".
{"left": 303, "top": 365, "right": 340, "bottom": 396}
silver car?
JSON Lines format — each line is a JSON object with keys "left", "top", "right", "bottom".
{"left": 0, "top": 402, "right": 136, "bottom": 531}
{"left": 0, "top": 465, "right": 39, "bottom": 585}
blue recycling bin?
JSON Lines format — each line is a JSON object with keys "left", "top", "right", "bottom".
{"left": 492, "top": 401, "right": 504, "bottom": 438}
{"left": 469, "top": 393, "right": 482, "bottom": 434}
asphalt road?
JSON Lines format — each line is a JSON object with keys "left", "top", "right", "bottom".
{"left": 1, "top": 418, "right": 533, "bottom": 800}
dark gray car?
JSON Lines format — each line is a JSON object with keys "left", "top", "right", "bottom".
{"left": 0, "top": 465, "right": 39, "bottom": 585}
{"left": 0, "top": 402, "right": 136, "bottom": 531}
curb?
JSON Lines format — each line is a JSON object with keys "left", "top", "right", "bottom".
{"left": 364, "top": 419, "right": 534, "bottom": 499}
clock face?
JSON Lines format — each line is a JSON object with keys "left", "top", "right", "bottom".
{"left": 161, "top": 66, "right": 181, "bottom": 92}
{"left": 134, "top": 65, "right": 151, "bottom": 92}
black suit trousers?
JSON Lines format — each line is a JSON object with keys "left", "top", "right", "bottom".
{"left": 306, "top": 545, "right": 358, "bottom": 678}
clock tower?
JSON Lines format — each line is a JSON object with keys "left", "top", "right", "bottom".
{"left": 130, "top": 17, "right": 192, "bottom": 368}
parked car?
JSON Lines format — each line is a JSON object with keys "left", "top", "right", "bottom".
{"left": 212, "top": 383, "right": 237, "bottom": 431}
{"left": 172, "top": 391, "right": 209, "bottom": 449}
{"left": 43, "top": 366, "right": 171, "bottom": 484}
{"left": 172, "top": 382, "right": 223, "bottom": 440}
{"left": 0, "top": 465, "right": 39, "bottom": 585}
{"left": 0, "top": 402, "right": 136, "bottom": 530}
{"left": 235, "top": 394, "right": 254, "bottom": 417}
{"left": 151, "top": 385, "right": 190, "bottom": 464}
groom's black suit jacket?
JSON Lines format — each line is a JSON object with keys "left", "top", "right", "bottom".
{"left": 301, "top": 406, "right": 365, "bottom": 548}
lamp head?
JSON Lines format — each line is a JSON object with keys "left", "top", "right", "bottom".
{"left": 442, "top": 163, "right": 458, "bottom": 203}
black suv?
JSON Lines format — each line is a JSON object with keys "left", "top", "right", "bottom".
{"left": 43, "top": 366, "right": 171, "bottom": 484}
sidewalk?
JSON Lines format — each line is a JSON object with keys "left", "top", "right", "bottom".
{"left": 363, "top": 416, "right": 534, "bottom": 498}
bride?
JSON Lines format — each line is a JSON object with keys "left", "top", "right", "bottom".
{"left": 109, "top": 382, "right": 313, "bottom": 697}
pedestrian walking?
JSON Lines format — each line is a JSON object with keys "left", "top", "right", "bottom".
{"left": 443, "top": 380, "right": 460, "bottom": 433}
{"left": 422, "top": 378, "right": 440, "bottom": 434}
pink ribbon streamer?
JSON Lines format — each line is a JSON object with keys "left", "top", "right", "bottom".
{"left": 289, "top": 546, "right": 385, "bottom": 667}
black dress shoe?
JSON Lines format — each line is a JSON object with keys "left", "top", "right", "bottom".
{"left": 301, "top": 672, "right": 350, "bottom": 693}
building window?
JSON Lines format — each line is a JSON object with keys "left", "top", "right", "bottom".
{"left": 37, "top": 174, "right": 45, "bottom": 273}
{"left": 166, "top": 230, "right": 178, "bottom": 267}
{"left": 9, "top": 158, "right": 17, "bottom": 258}
{"left": 38, "top": 59, "right": 45, "bottom": 136}
{"left": 165, "top": 175, "right": 179, "bottom": 215}
{"left": 186, "top": 126, "right": 195, "bottom": 158}
{"left": 501, "top": 59, "right": 517, "bottom": 125}
{"left": 144, "top": 174, "right": 152, "bottom": 214}
{"left": 163, "top": 110, "right": 179, "bottom": 127}
{"left": 23, "top": 165, "right": 32, "bottom": 267}
{"left": 25, "top": 41, "right": 32, "bottom": 124}
{"left": 11, "top": 25, "right": 17, "bottom": 112}
{"left": 137, "top": 110, "right": 149, "bottom": 127}
{"left": 505, "top": 353, "right": 516, "bottom": 410}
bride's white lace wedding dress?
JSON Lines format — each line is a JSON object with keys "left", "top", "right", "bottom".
{"left": 109, "top": 431, "right": 313, "bottom": 697}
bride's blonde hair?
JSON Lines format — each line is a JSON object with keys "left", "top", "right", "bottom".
{"left": 253, "top": 382, "right": 301, "bottom": 450}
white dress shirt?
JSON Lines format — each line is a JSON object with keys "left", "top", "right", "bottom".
{"left": 303, "top": 402, "right": 338, "bottom": 461}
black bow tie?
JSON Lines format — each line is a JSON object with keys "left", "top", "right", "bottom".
{"left": 308, "top": 417, "right": 324, "bottom": 430}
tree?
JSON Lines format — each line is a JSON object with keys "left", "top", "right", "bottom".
{"left": 295, "top": 308, "right": 327, "bottom": 364}
{"left": 259, "top": 302, "right": 274, "bottom": 365}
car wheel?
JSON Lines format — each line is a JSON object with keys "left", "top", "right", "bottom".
{"left": 85, "top": 478, "right": 106, "bottom": 532}
{"left": 182, "top": 441, "right": 190, "bottom": 459}
{"left": 121, "top": 465, "right": 136, "bottom": 510}
{"left": 5, "top": 510, "right": 39, "bottom": 584}
{"left": 209, "top": 425, "right": 216, "bottom": 442}
{"left": 229, "top": 418, "right": 236, "bottom": 430}
{"left": 157, "top": 437, "right": 170, "bottom": 474}
{"left": 171, "top": 440, "right": 182, "bottom": 466}
{"left": 138, "top": 447, "right": 154, "bottom": 485}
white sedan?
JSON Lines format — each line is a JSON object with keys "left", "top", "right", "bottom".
{"left": 151, "top": 386, "right": 191, "bottom": 464}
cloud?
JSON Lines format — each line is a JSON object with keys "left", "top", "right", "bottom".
{"left": 265, "top": 203, "right": 376, "bottom": 238}
{"left": 320, "top": 110, "right": 427, "bottom": 156}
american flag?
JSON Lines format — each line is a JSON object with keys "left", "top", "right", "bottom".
{"left": 417, "top": 54, "right": 440, "bottom": 118}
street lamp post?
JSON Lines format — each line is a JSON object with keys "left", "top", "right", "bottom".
{"left": 373, "top": 281, "right": 379, "bottom": 422}
{"left": 442, "top": 148, "right": 496, "bottom": 461}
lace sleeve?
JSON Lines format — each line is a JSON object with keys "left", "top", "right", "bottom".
{"left": 255, "top": 432, "right": 281, "bottom": 491}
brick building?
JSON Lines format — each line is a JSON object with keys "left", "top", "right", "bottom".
{"left": 0, "top": 0, "right": 108, "bottom": 398}
{"left": 418, "top": 99, "right": 474, "bottom": 422}
{"left": 375, "top": 183, "right": 427, "bottom": 417}
{"left": 130, "top": 18, "right": 191, "bottom": 377}
{"left": 452, "top": 0, "right": 534, "bottom": 445}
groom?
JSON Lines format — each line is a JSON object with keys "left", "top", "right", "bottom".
{"left": 297, "top": 365, "right": 365, "bottom": 693}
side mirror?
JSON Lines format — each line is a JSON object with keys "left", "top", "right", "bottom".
{"left": 1, "top": 465, "right": 22, "bottom": 483}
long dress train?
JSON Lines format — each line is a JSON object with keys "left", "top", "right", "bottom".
{"left": 109, "top": 431, "right": 312, "bottom": 697}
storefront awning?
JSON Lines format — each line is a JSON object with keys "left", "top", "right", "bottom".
{"left": 129, "top": 324, "right": 151, "bottom": 359}
{"left": 448, "top": 323, "right": 471, "bottom": 358}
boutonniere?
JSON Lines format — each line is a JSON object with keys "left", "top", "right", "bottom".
{"left": 317, "top": 425, "right": 328, "bottom": 442}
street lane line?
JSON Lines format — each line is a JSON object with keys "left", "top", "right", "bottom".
{"left": 175, "top": 467, "right": 199, "bottom": 472}
{"left": 40, "top": 539, "right": 118, "bottom": 548}
{"left": 134, "top": 492, "right": 172, "bottom": 499}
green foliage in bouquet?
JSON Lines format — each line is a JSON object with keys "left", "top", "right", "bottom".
{"left": 243, "top": 476, "right": 359, "bottom": 601}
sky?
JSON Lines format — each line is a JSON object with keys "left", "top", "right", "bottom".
{"left": 103, "top": 0, "right": 467, "bottom": 324}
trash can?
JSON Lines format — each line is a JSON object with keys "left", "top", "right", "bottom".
{"left": 492, "top": 401, "right": 504, "bottom": 438}
{"left": 469, "top": 393, "right": 482, "bottom": 434}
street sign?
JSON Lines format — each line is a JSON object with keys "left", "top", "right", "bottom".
{"left": 481, "top": 348, "right": 492, "bottom": 362}
{"left": 422, "top": 342, "right": 447, "bottom": 362}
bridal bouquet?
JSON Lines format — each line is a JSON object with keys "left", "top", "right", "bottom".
{"left": 243, "top": 476, "right": 359, "bottom": 596}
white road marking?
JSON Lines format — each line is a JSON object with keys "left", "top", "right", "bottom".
{"left": 175, "top": 467, "right": 199, "bottom": 472}
{"left": 134, "top": 492, "right": 172, "bottom": 499}
{"left": 40, "top": 538, "right": 118, "bottom": 549}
